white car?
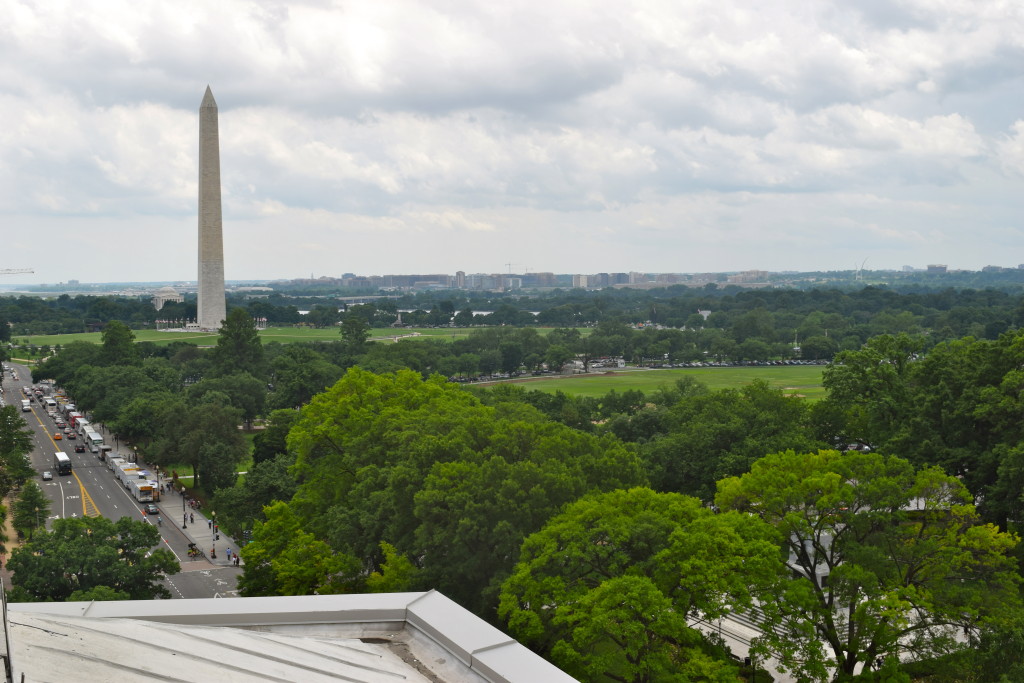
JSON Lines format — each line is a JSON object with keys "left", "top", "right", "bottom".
{"left": 42, "top": 471, "right": 52, "bottom": 481}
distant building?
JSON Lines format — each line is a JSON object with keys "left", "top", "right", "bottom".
{"left": 152, "top": 286, "right": 184, "bottom": 311}
{"left": 727, "top": 270, "right": 769, "bottom": 283}
{"left": 926, "top": 264, "right": 947, "bottom": 273}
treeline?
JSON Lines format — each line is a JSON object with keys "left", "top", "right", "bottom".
{"left": 5, "top": 285, "right": 1024, "bottom": 346}
{"left": 29, "top": 313, "right": 1024, "bottom": 681}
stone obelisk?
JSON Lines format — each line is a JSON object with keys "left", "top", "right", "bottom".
{"left": 197, "top": 85, "right": 226, "bottom": 331}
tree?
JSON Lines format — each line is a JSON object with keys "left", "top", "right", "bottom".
{"left": 160, "top": 402, "right": 248, "bottom": 491}
{"left": 12, "top": 481, "right": 50, "bottom": 540}
{"left": 499, "top": 488, "right": 780, "bottom": 682}
{"left": 715, "top": 449, "right": 1022, "bottom": 682}
{"left": 641, "top": 380, "right": 822, "bottom": 501}
{"left": 544, "top": 343, "right": 573, "bottom": 373}
{"left": 365, "top": 541, "right": 420, "bottom": 593}
{"left": 800, "top": 335, "right": 839, "bottom": 360}
{"left": 109, "top": 391, "right": 182, "bottom": 449}
{"left": 187, "top": 372, "right": 267, "bottom": 425}
{"left": 241, "top": 368, "right": 645, "bottom": 615}
{"left": 209, "top": 308, "right": 265, "bottom": 377}
{"left": 99, "top": 320, "right": 139, "bottom": 366}
{"left": 238, "top": 502, "right": 359, "bottom": 597}
{"left": 340, "top": 313, "right": 370, "bottom": 354}
{"left": 267, "top": 346, "right": 343, "bottom": 409}
{"left": 213, "top": 452, "right": 298, "bottom": 537}
{"left": 0, "top": 405, "right": 35, "bottom": 488}
{"left": 251, "top": 409, "right": 300, "bottom": 465}
{"left": 819, "top": 333, "right": 925, "bottom": 449}
{"left": 7, "top": 516, "right": 179, "bottom": 602}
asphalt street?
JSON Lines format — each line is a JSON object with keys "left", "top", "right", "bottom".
{"left": 2, "top": 361, "right": 243, "bottom": 598}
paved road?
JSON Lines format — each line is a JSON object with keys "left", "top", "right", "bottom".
{"left": 2, "top": 362, "right": 243, "bottom": 598}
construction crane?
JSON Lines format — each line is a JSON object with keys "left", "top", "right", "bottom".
{"left": 0, "top": 269, "right": 33, "bottom": 275}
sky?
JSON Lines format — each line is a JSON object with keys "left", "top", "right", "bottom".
{"left": 1, "top": 0, "right": 1022, "bottom": 285}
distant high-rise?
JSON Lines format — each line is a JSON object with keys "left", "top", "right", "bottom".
{"left": 197, "top": 86, "right": 226, "bottom": 331}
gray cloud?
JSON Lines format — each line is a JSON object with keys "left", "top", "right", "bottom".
{"left": 0, "top": 0, "right": 1021, "bottom": 282}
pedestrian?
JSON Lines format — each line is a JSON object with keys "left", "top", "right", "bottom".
{"left": 226, "top": 548, "right": 232, "bottom": 561}
{"left": 208, "top": 519, "right": 212, "bottom": 529}
{"left": 234, "top": 555, "right": 240, "bottom": 567}
{"left": 189, "top": 512, "right": 194, "bottom": 524}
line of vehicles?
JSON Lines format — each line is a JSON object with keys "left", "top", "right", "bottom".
{"left": 39, "top": 388, "right": 159, "bottom": 503}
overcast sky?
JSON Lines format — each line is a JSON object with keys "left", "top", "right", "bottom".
{"left": 1, "top": 0, "right": 1022, "bottom": 284}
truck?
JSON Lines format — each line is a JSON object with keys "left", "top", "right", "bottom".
{"left": 117, "top": 462, "right": 140, "bottom": 487}
{"left": 53, "top": 451, "right": 72, "bottom": 476}
{"left": 84, "top": 428, "right": 103, "bottom": 452}
{"left": 129, "top": 479, "right": 154, "bottom": 503}
{"left": 76, "top": 419, "right": 90, "bottom": 435}
{"left": 21, "top": 400, "right": 30, "bottom": 412}
{"left": 67, "top": 412, "right": 83, "bottom": 428}
{"left": 108, "top": 456, "right": 125, "bottom": 473}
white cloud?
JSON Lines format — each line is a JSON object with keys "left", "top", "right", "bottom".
{"left": 0, "top": 0, "right": 1021, "bottom": 282}
{"left": 997, "top": 121, "right": 1024, "bottom": 176}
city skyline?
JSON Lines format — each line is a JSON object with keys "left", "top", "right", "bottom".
{"left": 1, "top": 1, "right": 1021, "bottom": 284}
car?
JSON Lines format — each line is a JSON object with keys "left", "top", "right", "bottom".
{"left": 66, "top": 431, "right": 76, "bottom": 439}
{"left": 144, "top": 503, "right": 159, "bottom": 515}
{"left": 53, "top": 432, "right": 62, "bottom": 440}
{"left": 74, "top": 443, "right": 85, "bottom": 452}
{"left": 42, "top": 471, "right": 52, "bottom": 481}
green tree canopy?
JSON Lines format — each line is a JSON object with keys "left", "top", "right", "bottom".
{"left": 7, "top": 516, "right": 179, "bottom": 602}
{"left": 12, "top": 481, "right": 50, "bottom": 540}
{"left": 0, "top": 405, "right": 35, "bottom": 489}
{"left": 209, "top": 308, "right": 265, "bottom": 378}
{"left": 641, "top": 379, "right": 823, "bottom": 500}
{"left": 99, "top": 320, "right": 139, "bottom": 366}
{"left": 240, "top": 367, "right": 645, "bottom": 614}
{"left": 251, "top": 408, "right": 300, "bottom": 465}
{"left": 499, "top": 487, "right": 781, "bottom": 682}
{"left": 716, "top": 449, "right": 1022, "bottom": 682}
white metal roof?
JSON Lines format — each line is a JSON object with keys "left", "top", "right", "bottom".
{"left": 7, "top": 591, "right": 578, "bottom": 683}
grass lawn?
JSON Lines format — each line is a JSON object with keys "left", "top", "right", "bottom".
{"left": 487, "top": 366, "right": 826, "bottom": 399}
{"left": 11, "top": 324, "right": 597, "bottom": 348}
{"left": 11, "top": 326, "right": 482, "bottom": 347}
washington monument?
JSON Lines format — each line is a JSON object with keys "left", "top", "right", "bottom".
{"left": 197, "top": 85, "right": 226, "bottom": 331}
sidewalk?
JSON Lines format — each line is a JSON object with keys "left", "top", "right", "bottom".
{"left": 100, "top": 435, "right": 242, "bottom": 568}
{"left": 62, "top": 410, "right": 244, "bottom": 567}
{"left": 155, "top": 484, "right": 242, "bottom": 567}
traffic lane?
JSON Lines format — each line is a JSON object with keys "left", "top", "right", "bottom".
{"left": 164, "top": 566, "right": 244, "bottom": 599}
{"left": 22, "top": 404, "right": 74, "bottom": 523}
{"left": 5, "top": 372, "right": 234, "bottom": 595}
{"left": 72, "top": 453, "right": 202, "bottom": 562}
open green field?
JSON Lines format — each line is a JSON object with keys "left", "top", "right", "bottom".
{"left": 488, "top": 366, "right": 826, "bottom": 399}
{"left": 12, "top": 326, "right": 474, "bottom": 348}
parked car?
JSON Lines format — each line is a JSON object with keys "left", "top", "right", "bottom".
{"left": 144, "top": 503, "right": 159, "bottom": 515}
